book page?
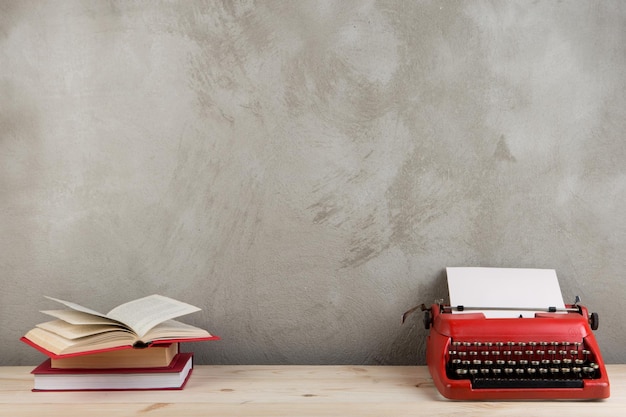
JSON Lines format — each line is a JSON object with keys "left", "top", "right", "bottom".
{"left": 446, "top": 267, "right": 566, "bottom": 318}
{"left": 45, "top": 296, "right": 107, "bottom": 318}
{"left": 106, "top": 295, "right": 201, "bottom": 338}
{"left": 36, "top": 320, "right": 132, "bottom": 340}
{"left": 41, "top": 310, "right": 125, "bottom": 327}
{"left": 24, "top": 327, "right": 137, "bottom": 356}
{"left": 142, "top": 319, "right": 213, "bottom": 341}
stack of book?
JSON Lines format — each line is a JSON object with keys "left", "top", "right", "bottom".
{"left": 21, "top": 295, "right": 219, "bottom": 391}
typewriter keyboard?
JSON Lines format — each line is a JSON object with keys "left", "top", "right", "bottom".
{"left": 446, "top": 340, "right": 602, "bottom": 389}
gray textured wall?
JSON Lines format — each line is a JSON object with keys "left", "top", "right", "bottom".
{"left": 1, "top": 0, "right": 625, "bottom": 366}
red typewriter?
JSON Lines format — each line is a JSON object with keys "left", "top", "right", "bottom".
{"left": 404, "top": 300, "right": 610, "bottom": 400}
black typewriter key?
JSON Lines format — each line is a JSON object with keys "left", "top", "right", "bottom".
{"left": 472, "top": 379, "right": 584, "bottom": 389}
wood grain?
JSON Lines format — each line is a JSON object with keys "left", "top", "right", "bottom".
{"left": 0, "top": 365, "right": 624, "bottom": 416}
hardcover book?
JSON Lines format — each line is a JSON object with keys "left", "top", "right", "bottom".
{"left": 21, "top": 295, "right": 219, "bottom": 358}
{"left": 32, "top": 352, "right": 194, "bottom": 391}
{"left": 50, "top": 343, "right": 179, "bottom": 369}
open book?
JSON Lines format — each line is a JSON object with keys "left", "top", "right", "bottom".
{"left": 21, "top": 295, "right": 219, "bottom": 359}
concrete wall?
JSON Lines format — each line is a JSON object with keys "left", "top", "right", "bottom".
{"left": 2, "top": 0, "right": 625, "bottom": 366}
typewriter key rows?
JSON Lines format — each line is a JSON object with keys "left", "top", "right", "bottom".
{"left": 446, "top": 340, "right": 601, "bottom": 380}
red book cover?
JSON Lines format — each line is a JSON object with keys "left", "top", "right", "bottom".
{"left": 31, "top": 352, "right": 194, "bottom": 391}
{"left": 21, "top": 335, "right": 219, "bottom": 359}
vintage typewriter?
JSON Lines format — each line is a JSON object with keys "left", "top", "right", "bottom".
{"left": 403, "top": 298, "right": 610, "bottom": 400}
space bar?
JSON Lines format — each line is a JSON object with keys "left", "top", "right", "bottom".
{"left": 472, "top": 378, "right": 584, "bottom": 389}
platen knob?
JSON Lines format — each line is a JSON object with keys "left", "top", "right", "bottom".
{"left": 589, "top": 312, "right": 599, "bottom": 331}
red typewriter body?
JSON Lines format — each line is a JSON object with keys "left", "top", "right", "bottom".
{"left": 424, "top": 303, "right": 610, "bottom": 400}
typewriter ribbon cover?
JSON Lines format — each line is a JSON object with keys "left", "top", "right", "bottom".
{"left": 407, "top": 267, "right": 610, "bottom": 400}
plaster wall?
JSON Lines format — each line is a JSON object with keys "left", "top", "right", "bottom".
{"left": 1, "top": 0, "right": 625, "bottom": 365}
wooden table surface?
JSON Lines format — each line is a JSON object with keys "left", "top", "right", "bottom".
{"left": 1, "top": 364, "right": 624, "bottom": 416}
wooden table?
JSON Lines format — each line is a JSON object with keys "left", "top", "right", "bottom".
{"left": 1, "top": 365, "right": 624, "bottom": 416}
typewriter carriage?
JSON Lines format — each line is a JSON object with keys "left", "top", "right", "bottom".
{"left": 421, "top": 301, "right": 600, "bottom": 331}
